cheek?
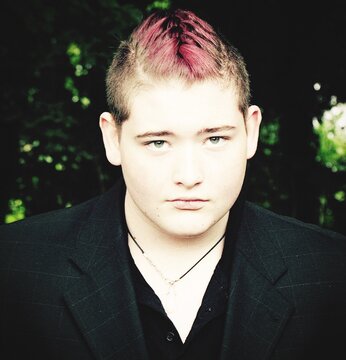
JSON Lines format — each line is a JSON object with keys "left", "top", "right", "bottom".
{"left": 122, "top": 142, "right": 172, "bottom": 176}
{"left": 206, "top": 149, "right": 247, "bottom": 198}
{"left": 207, "top": 146, "right": 247, "bottom": 178}
{"left": 121, "top": 152, "right": 168, "bottom": 199}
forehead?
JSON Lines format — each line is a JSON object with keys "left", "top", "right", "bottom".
{"left": 126, "top": 80, "right": 243, "bottom": 133}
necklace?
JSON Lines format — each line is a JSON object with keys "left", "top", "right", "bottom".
{"left": 128, "top": 229, "right": 225, "bottom": 313}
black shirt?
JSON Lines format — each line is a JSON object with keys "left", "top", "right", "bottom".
{"left": 123, "top": 175, "right": 245, "bottom": 360}
{"left": 128, "top": 225, "right": 235, "bottom": 360}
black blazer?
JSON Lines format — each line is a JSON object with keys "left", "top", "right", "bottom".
{"left": 1, "top": 180, "right": 346, "bottom": 360}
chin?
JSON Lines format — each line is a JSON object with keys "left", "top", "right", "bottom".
{"left": 160, "top": 219, "right": 215, "bottom": 239}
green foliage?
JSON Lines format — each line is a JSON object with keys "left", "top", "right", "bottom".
{"left": 147, "top": 0, "right": 171, "bottom": 12}
{"left": 248, "top": 113, "right": 285, "bottom": 209}
{"left": 5, "top": 199, "right": 26, "bottom": 224}
{"left": 2, "top": 0, "right": 145, "bottom": 221}
{"left": 67, "top": 42, "right": 82, "bottom": 67}
{"left": 259, "top": 117, "right": 280, "bottom": 156}
{"left": 334, "top": 190, "right": 345, "bottom": 202}
{"left": 313, "top": 102, "right": 346, "bottom": 172}
{"left": 318, "top": 194, "right": 334, "bottom": 227}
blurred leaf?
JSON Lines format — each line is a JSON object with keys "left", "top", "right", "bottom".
{"left": 4, "top": 199, "right": 26, "bottom": 223}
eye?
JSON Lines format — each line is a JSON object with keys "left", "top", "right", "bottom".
{"left": 146, "top": 140, "right": 168, "bottom": 150}
{"left": 207, "top": 136, "right": 228, "bottom": 145}
{"left": 152, "top": 140, "right": 165, "bottom": 148}
{"left": 209, "top": 136, "right": 221, "bottom": 144}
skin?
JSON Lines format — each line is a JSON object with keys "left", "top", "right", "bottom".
{"left": 100, "top": 79, "right": 261, "bottom": 256}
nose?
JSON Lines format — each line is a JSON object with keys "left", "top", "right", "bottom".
{"left": 172, "top": 146, "right": 204, "bottom": 188}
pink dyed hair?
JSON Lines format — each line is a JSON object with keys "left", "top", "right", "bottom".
{"left": 106, "top": 9, "right": 250, "bottom": 124}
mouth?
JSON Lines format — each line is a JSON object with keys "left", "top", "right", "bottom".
{"left": 168, "top": 199, "right": 208, "bottom": 210}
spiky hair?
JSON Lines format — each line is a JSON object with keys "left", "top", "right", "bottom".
{"left": 106, "top": 9, "right": 250, "bottom": 124}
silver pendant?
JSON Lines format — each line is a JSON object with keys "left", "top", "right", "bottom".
{"left": 165, "top": 284, "right": 177, "bottom": 315}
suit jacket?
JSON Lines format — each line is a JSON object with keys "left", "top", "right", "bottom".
{"left": 1, "top": 179, "right": 346, "bottom": 360}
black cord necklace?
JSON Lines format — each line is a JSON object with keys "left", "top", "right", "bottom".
{"left": 128, "top": 229, "right": 226, "bottom": 286}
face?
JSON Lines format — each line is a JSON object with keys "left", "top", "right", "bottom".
{"left": 100, "top": 80, "right": 261, "bottom": 239}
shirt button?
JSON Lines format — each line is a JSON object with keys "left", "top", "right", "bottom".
{"left": 206, "top": 307, "right": 212, "bottom": 312}
{"left": 166, "top": 331, "right": 175, "bottom": 342}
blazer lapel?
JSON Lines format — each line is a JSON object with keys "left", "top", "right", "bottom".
{"left": 63, "top": 182, "right": 149, "bottom": 360}
{"left": 220, "top": 202, "right": 294, "bottom": 360}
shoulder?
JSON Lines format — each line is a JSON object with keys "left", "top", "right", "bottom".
{"left": 0, "top": 182, "right": 124, "bottom": 279}
{"left": 243, "top": 201, "right": 346, "bottom": 255}
{"left": 0, "top": 179, "right": 125, "bottom": 253}
{"left": 0, "top": 195, "right": 99, "bottom": 247}
{"left": 241, "top": 203, "right": 346, "bottom": 320}
{"left": 244, "top": 201, "right": 345, "bottom": 239}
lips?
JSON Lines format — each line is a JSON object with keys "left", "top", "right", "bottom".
{"left": 168, "top": 199, "right": 208, "bottom": 210}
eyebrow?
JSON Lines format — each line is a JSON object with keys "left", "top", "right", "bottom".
{"left": 197, "top": 125, "right": 236, "bottom": 135}
{"left": 136, "top": 131, "right": 174, "bottom": 139}
{"left": 135, "top": 126, "right": 236, "bottom": 139}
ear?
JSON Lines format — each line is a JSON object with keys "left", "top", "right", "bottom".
{"left": 245, "top": 105, "right": 262, "bottom": 160}
{"left": 99, "top": 112, "right": 122, "bottom": 166}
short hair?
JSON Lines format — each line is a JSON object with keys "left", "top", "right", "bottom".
{"left": 106, "top": 9, "right": 250, "bottom": 124}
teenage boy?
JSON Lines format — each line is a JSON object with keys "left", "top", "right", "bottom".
{"left": 1, "top": 9, "right": 346, "bottom": 360}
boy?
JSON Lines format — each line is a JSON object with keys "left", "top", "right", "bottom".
{"left": 1, "top": 9, "right": 346, "bottom": 360}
